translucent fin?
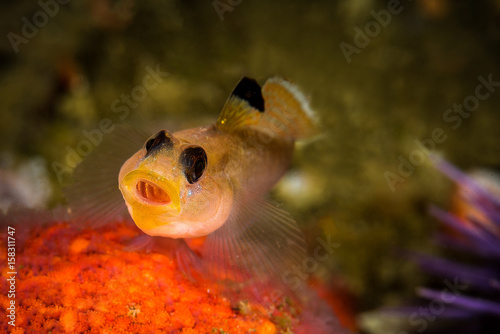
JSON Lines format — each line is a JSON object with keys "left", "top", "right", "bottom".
{"left": 216, "top": 77, "right": 317, "bottom": 140}
{"left": 124, "top": 234, "right": 156, "bottom": 252}
{"left": 0, "top": 206, "right": 71, "bottom": 250}
{"left": 117, "top": 233, "right": 203, "bottom": 286}
{"left": 174, "top": 239, "right": 205, "bottom": 282}
{"left": 0, "top": 206, "right": 69, "bottom": 231}
{"left": 200, "top": 188, "right": 307, "bottom": 303}
{"left": 296, "top": 288, "right": 350, "bottom": 334}
{"left": 64, "top": 125, "right": 150, "bottom": 227}
{"left": 260, "top": 77, "right": 317, "bottom": 139}
{"left": 134, "top": 236, "right": 204, "bottom": 282}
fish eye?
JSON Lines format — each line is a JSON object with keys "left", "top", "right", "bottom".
{"left": 179, "top": 146, "right": 207, "bottom": 184}
{"left": 145, "top": 138, "right": 155, "bottom": 151}
{"left": 145, "top": 130, "right": 173, "bottom": 156}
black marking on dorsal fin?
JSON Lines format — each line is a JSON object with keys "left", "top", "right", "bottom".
{"left": 145, "top": 130, "right": 173, "bottom": 157}
{"left": 231, "top": 77, "right": 265, "bottom": 112}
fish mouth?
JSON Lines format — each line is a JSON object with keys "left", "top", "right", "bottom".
{"left": 120, "top": 170, "right": 181, "bottom": 217}
{"left": 135, "top": 180, "right": 171, "bottom": 205}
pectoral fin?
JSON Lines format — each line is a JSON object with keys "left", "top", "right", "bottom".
{"left": 64, "top": 125, "right": 149, "bottom": 227}
{"left": 200, "top": 188, "right": 307, "bottom": 302}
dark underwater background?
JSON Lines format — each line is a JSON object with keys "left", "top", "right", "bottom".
{"left": 1, "top": 1, "right": 500, "bottom": 332}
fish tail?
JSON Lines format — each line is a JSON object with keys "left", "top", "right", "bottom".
{"left": 261, "top": 77, "right": 317, "bottom": 140}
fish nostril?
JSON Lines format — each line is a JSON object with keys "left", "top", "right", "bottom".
{"left": 136, "top": 180, "right": 171, "bottom": 205}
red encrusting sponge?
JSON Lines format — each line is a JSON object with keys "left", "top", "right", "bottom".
{"left": 0, "top": 221, "right": 353, "bottom": 333}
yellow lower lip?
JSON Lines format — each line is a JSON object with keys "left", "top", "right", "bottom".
{"left": 120, "top": 170, "right": 181, "bottom": 229}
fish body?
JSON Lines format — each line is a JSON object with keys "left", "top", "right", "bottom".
{"left": 62, "top": 77, "right": 347, "bottom": 333}
{"left": 68, "top": 76, "right": 318, "bottom": 300}
{"left": 118, "top": 77, "right": 314, "bottom": 241}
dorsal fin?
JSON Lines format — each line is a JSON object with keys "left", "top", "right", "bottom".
{"left": 260, "top": 77, "right": 317, "bottom": 139}
{"left": 230, "top": 77, "right": 265, "bottom": 112}
{"left": 216, "top": 77, "right": 263, "bottom": 132}
{"left": 216, "top": 77, "right": 317, "bottom": 139}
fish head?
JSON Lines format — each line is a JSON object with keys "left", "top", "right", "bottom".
{"left": 118, "top": 129, "right": 233, "bottom": 239}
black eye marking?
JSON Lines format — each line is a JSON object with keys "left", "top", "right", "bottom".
{"left": 145, "top": 130, "right": 173, "bottom": 157}
{"left": 179, "top": 146, "right": 207, "bottom": 184}
{"left": 231, "top": 77, "right": 265, "bottom": 112}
